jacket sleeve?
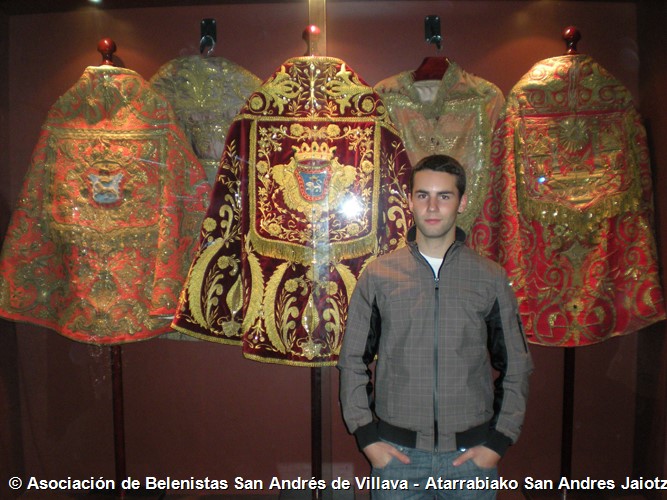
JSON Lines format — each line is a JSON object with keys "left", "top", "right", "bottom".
{"left": 337, "top": 266, "right": 382, "bottom": 450}
{"left": 485, "top": 270, "right": 533, "bottom": 456}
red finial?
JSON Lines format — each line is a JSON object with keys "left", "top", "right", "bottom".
{"left": 302, "top": 25, "right": 321, "bottom": 56}
{"left": 305, "top": 24, "right": 320, "bottom": 38}
{"left": 97, "top": 38, "right": 117, "bottom": 66}
{"left": 562, "top": 26, "right": 581, "bottom": 55}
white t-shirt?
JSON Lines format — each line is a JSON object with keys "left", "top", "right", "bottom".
{"left": 421, "top": 252, "right": 443, "bottom": 276}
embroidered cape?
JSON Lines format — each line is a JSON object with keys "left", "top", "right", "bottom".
{"left": 375, "top": 61, "right": 504, "bottom": 232}
{"left": 0, "top": 66, "right": 210, "bottom": 344}
{"left": 172, "top": 56, "right": 412, "bottom": 365}
{"left": 150, "top": 56, "right": 261, "bottom": 185}
{"left": 471, "top": 55, "right": 665, "bottom": 346}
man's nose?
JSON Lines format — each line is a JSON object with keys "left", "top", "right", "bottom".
{"left": 427, "top": 197, "right": 438, "bottom": 211}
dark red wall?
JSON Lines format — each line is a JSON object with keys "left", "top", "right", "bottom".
{"left": 636, "top": 0, "right": 667, "bottom": 488}
{"left": 1, "top": 2, "right": 666, "bottom": 499}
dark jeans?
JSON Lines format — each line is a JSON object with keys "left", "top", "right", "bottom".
{"left": 370, "top": 442, "right": 498, "bottom": 499}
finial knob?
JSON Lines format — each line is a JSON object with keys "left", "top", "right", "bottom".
{"left": 302, "top": 25, "right": 321, "bottom": 57}
{"left": 97, "top": 38, "right": 117, "bottom": 66}
{"left": 562, "top": 26, "right": 581, "bottom": 55}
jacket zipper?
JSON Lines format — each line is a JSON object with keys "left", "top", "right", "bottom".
{"left": 432, "top": 244, "right": 454, "bottom": 453}
{"left": 414, "top": 240, "right": 457, "bottom": 453}
{"left": 433, "top": 271, "right": 440, "bottom": 452}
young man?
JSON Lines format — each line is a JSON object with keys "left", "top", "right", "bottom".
{"left": 338, "top": 154, "right": 532, "bottom": 498}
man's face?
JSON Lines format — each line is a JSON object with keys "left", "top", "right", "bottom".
{"left": 408, "top": 169, "right": 467, "bottom": 242}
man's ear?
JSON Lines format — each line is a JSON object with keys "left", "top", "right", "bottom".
{"left": 407, "top": 193, "right": 414, "bottom": 211}
{"left": 457, "top": 193, "right": 468, "bottom": 214}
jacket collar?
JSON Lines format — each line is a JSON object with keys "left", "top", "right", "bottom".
{"left": 406, "top": 225, "right": 467, "bottom": 259}
{"left": 407, "top": 225, "right": 467, "bottom": 244}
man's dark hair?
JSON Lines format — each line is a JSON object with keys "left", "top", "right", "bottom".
{"left": 410, "top": 154, "right": 466, "bottom": 197}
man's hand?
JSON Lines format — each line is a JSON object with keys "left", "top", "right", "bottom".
{"left": 452, "top": 446, "right": 501, "bottom": 469}
{"left": 362, "top": 441, "right": 411, "bottom": 469}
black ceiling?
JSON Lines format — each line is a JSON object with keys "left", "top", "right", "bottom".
{"left": 0, "top": 0, "right": 292, "bottom": 16}
{"left": 0, "top": 0, "right": 639, "bottom": 16}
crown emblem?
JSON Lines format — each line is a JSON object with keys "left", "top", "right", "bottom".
{"left": 293, "top": 142, "right": 336, "bottom": 168}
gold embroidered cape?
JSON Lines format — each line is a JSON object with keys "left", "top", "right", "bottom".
{"left": 172, "top": 56, "right": 412, "bottom": 365}
{"left": 470, "top": 55, "right": 665, "bottom": 346}
{"left": 0, "top": 66, "right": 211, "bottom": 344}
{"left": 150, "top": 56, "right": 261, "bottom": 185}
{"left": 375, "top": 61, "right": 504, "bottom": 232}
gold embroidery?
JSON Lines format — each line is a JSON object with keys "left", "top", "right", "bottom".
{"left": 171, "top": 57, "right": 411, "bottom": 363}
{"left": 328, "top": 63, "right": 376, "bottom": 115}
{"left": 375, "top": 62, "right": 503, "bottom": 232}
{"left": 251, "top": 66, "right": 301, "bottom": 115}
{"left": 259, "top": 261, "right": 291, "bottom": 354}
{"left": 186, "top": 237, "right": 223, "bottom": 329}
{"left": 150, "top": 56, "right": 261, "bottom": 184}
{"left": 478, "top": 54, "right": 666, "bottom": 346}
{"left": 517, "top": 112, "right": 641, "bottom": 236}
{"left": 0, "top": 66, "right": 209, "bottom": 343}
{"left": 249, "top": 122, "right": 381, "bottom": 264}
{"left": 248, "top": 57, "right": 382, "bottom": 120}
{"left": 243, "top": 239, "right": 265, "bottom": 344}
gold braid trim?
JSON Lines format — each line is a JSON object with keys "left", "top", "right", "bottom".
{"left": 248, "top": 231, "right": 378, "bottom": 265}
{"left": 169, "top": 324, "right": 242, "bottom": 345}
{"left": 242, "top": 352, "right": 338, "bottom": 367}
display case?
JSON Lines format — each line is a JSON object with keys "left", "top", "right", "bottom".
{"left": 1, "top": 1, "right": 667, "bottom": 499}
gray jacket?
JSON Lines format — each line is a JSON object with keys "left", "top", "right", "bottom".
{"left": 338, "top": 227, "right": 533, "bottom": 456}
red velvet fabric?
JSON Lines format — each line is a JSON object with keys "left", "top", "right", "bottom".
{"left": 172, "top": 56, "right": 413, "bottom": 365}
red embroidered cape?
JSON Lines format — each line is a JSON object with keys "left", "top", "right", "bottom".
{"left": 0, "top": 66, "right": 211, "bottom": 344}
{"left": 470, "top": 55, "right": 665, "bottom": 346}
{"left": 172, "top": 56, "right": 412, "bottom": 365}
